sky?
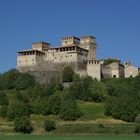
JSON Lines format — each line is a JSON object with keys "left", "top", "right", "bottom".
{"left": 0, "top": 0, "right": 140, "bottom": 73}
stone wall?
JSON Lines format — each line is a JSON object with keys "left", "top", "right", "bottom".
{"left": 125, "top": 64, "right": 139, "bottom": 78}
{"left": 87, "top": 60, "right": 101, "bottom": 80}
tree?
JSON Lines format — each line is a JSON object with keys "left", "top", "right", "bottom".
{"left": 0, "top": 105, "right": 7, "bottom": 118}
{"left": 62, "top": 66, "right": 74, "bottom": 82}
{"left": 60, "top": 99, "right": 83, "bottom": 121}
{"left": 48, "top": 94, "right": 61, "bottom": 115}
{"left": 133, "top": 74, "right": 140, "bottom": 96}
{"left": 0, "top": 92, "right": 9, "bottom": 105}
{"left": 15, "top": 73, "right": 35, "bottom": 90}
{"left": 103, "top": 58, "right": 119, "bottom": 66}
{"left": 0, "top": 69, "right": 20, "bottom": 90}
{"left": 105, "top": 95, "right": 140, "bottom": 122}
{"left": 134, "top": 115, "right": 140, "bottom": 133}
{"left": 68, "top": 76, "right": 93, "bottom": 101}
{"left": 7, "top": 101, "right": 31, "bottom": 120}
{"left": 90, "top": 79, "right": 107, "bottom": 102}
{"left": 44, "top": 120, "right": 56, "bottom": 132}
{"left": 14, "top": 117, "right": 33, "bottom": 133}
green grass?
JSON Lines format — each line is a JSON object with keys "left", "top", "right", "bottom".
{"left": 78, "top": 102, "right": 110, "bottom": 120}
{"left": 0, "top": 135, "right": 140, "bottom": 140}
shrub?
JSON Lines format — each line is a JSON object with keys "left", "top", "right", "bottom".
{"left": 14, "top": 117, "right": 33, "bottom": 133}
{"left": 7, "top": 101, "right": 31, "bottom": 120}
{"left": 62, "top": 66, "right": 74, "bottom": 82}
{"left": 0, "top": 92, "right": 9, "bottom": 105}
{"left": 90, "top": 79, "right": 107, "bottom": 102}
{"left": 60, "top": 99, "right": 83, "bottom": 121}
{"left": 15, "top": 73, "right": 35, "bottom": 90}
{"left": 134, "top": 115, "right": 140, "bottom": 133}
{"left": 0, "top": 105, "right": 7, "bottom": 118}
{"left": 48, "top": 94, "right": 61, "bottom": 115}
{"left": 105, "top": 95, "right": 140, "bottom": 122}
{"left": 0, "top": 69, "right": 20, "bottom": 90}
{"left": 44, "top": 120, "right": 56, "bottom": 132}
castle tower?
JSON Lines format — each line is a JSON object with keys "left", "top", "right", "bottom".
{"left": 61, "top": 36, "right": 80, "bottom": 46}
{"left": 87, "top": 60, "right": 101, "bottom": 80}
{"left": 80, "top": 36, "right": 97, "bottom": 60}
{"left": 32, "top": 41, "right": 50, "bottom": 51}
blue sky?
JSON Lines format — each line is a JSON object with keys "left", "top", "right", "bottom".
{"left": 0, "top": 0, "right": 140, "bottom": 73}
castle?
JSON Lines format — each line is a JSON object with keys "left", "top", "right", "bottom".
{"left": 17, "top": 35, "right": 139, "bottom": 84}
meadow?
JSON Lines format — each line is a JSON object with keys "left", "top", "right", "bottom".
{"left": 0, "top": 135, "right": 140, "bottom": 140}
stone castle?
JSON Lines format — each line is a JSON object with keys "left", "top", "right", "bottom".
{"left": 17, "top": 35, "right": 139, "bottom": 84}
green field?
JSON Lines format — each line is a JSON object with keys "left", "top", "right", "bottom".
{"left": 0, "top": 135, "right": 140, "bottom": 140}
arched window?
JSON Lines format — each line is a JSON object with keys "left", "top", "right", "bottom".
{"left": 113, "top": 75, "right": 116, "bottom": 78}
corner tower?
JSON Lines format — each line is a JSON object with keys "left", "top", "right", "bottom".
{"left": 61, "top": 36, "right": 80, "bottom": 46}
{"left": 80, "top": 36, "right": 97, "bottom": 60}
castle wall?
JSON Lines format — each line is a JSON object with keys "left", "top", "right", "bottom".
{"left": 108, "top": 62, "right": 120, "bottom": 78}
{"left": 125, "top": 65, "right": 139, "bottom": 78}
{"left": 17, "top": 54, "right": 44, "bottom": 67}
{"left": 17, "top": 55, "right": 37, "bottom": 67}
{"left": 101, "top": 66, "right": 112, "bottom": 78}
{"left": 87, "top": 61, "right": 101, "bottom": 80}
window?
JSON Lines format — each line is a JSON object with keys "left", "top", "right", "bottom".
{"left": 113, "top": 75, "right": 116, "bottom": 78}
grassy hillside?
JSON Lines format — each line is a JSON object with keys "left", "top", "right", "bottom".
{"left": 0, "top": 135, "right": 140, "bottom": 140}
{"left": 0, "top": 101, "right": 134, "bottom": 135}
{"left": 78, "top": 101, "right": 110, "bottom": 120}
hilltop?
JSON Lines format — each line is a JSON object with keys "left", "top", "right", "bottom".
{"left": 0, "top": 67, "right": 140, "bottom": 135}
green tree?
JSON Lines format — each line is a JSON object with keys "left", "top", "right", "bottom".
{"left": 15, "top": 73, "right": 35, "bottom": 90}
{"left": 133, "top": 74, "right": 140, "bottom": 96}
{"left": 44, "top": 120, "right": 56, "bottom": 132}
{"left": 90, "top": 79, "right": 107, "bottom": 102}
{"left": 134, "top": 115, "right": 140, "bottom": 133}
{"left": 105, "top": 95, "right": 140, "bottom": 122}
{"left": 0, "top": 92, "right": 9, "bottom": 105}
{"left": 103, "top": 58, "right": 119, "bottom": 66}
{"left": 60, "top": 99, "right": 82, "bottom": 121}
{"left": 7, "top": 101, "right": 31, "bottom": 120}
{"left": 14, "top": 117, "right": 33, "bottom": 134}
{"left": 62, "top": 66, "right": 74, "bottom": 82}
{"left": 48, "top": 94, "right": 61, "bottom": 115}
{"left": 0, "top": 69, "right": 20, "bottom": 90}
{"left": 0, "top": 105, "right": 7, "bottom": 118}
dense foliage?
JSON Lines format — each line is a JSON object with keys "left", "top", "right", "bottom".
{"left": 60, "top": 98, "right": 83, "bottom": 121}
{"left": 0, "top": 68, "right": 140, "bottom": 134}
{"left": 134, "top": 115, "right": 140, "bottom": 133}
{"left": 14, "top": 117, "right": 33, "bottom": 133}
{"left": 103, "top": 58, "right": 119, "bottom": 66}
{"left": 44, "top": 120, "right": 56, "bottom": 132}
{"left": 62, "top": 66, "right": 74, "bottom": 82}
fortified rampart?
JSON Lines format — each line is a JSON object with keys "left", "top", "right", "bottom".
{"left": 17, "top": 35, "right": 139, "bottom": 84}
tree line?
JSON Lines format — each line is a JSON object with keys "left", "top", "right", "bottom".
{"left": 0, "top": 67, "right": 140, "bottom": 133}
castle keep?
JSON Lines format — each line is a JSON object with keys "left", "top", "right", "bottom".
{"left": 17, "top": 35, "right": 139, "bottom": 83}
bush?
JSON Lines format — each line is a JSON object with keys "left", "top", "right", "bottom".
{"left": 0, "top": 105, "right": 7, "bottom": 118}
{"left": 134, "top": 115, "right": 140, "bottom": 133}
{"left": 7, "top": 101, "right": 31, "bottom": 120}
{"left": 0, "top": 69, "right": 20, "bottom": 90}
{"left": 44, "top": 120, "right": 56, "bottom": 132}
{"left": 14, "top": 117, "right": 33, "bottom": 133}
{"left": 90, "top": 79, "right": 107, "bottom": 102}
{"left": 15, "top": 73, "right": 35, "bottom": 90}
{"left": 105, "top": 95, "right": 140, "bottom": 122}
{"left": 48, "top": 94, "right": 61, "bottom": 115}
{"left": 62, "top": 66, "right": 74, "bottom": 82}
{"left": 0, "top": 92, "right": 9, "bottom": 105}
{"left": 60, "top": 99, "right": 83, "bottom": 121}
